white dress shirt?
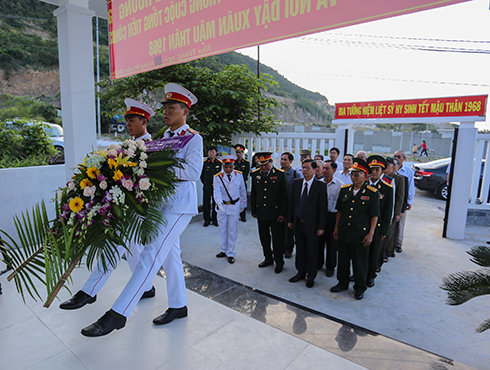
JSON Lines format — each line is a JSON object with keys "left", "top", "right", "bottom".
{"left": 397, "top": 164, "right": 415, "bottom": 205}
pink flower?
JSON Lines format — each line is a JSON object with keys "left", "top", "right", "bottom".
{"left": 125, "top": 149, "right": 135, "bottom": 157}
{"left": 67, "top": 181, "right": 75, "bottom": 190}
{"left": 83, "top": 185, "right": 96, "bottom": 198}
{"left": 139, "top": 177, "right": 151, "bottom": 191}
{"left": 99, "top": 180, "right": 108, "bottom": 190}
{"left": 122, "top": 179, "right": 134, "bottom": 191}
{"left": 139, "top": 160, "right": 147, "bottom": 169}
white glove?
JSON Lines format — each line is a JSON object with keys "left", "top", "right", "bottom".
{"left": 217, "top": 203, "right": 225, "bottom": 213}
{"left": 239, "top": 208, "right": 245, "bottom": 213}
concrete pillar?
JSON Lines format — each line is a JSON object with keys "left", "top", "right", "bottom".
{"left": 54, "top": 1, "right": 96, "bottom": 179}
{"left": 336, "top": 124, "right": 354, "bottom": 156}
{"left": 446, "top": 122, "right": 478, "bottom": 239}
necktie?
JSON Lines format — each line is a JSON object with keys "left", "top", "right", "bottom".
{"left": 227, "top": 174, "right": 231, "bottom": 181}
{"left": 169, "top": 131, "right": 175, "bottom": 137}
{"left": 298, "top": 182, "right": 308, "bottom": 221}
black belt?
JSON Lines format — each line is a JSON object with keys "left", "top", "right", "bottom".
{"left": 223, "top": 198, "right": 240, "bottom": 205}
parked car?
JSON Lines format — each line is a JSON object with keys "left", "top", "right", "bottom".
{"left": 412, "top": 158, "right": 451, "bottom": 200}
{"left": 6, "top": 118, "right": 64, "bottom": 155}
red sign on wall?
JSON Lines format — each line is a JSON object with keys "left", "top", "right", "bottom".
{"left": 335, "top": 95, "right": 488, "bottom": 120}
{"left": 107, "top": 0, "right": 470, "bottom": 79}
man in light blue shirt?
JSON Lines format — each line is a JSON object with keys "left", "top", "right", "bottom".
{"left": 393, "top": 150, "right": 414, "bottom": 253}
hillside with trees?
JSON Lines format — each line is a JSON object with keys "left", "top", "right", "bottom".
{"left": 0, "top": 0, "right": 334, "bottom": 129}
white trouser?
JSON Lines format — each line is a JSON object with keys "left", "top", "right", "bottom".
{"left": 396, "top": 210, "right": 408, "bottom": 248}
{"left": 217, "top": 211, "right": 239, "bottom": 257}
{"left": 81, "top": 243, "right": 152, "bottom": 297}
{"left": 112, "top": 213, "right": 192, "bottom": 317}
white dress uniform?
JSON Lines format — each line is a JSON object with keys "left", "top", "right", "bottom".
{"left": 111, "top": 123, "right": 203, "bottom": 317}
{"left": 81, "top": 111, "right": 156, "bottom": 297}
{"left": 213, "top": 169, "right": 247, "bottom": 257}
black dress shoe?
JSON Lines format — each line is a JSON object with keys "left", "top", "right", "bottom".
{"left": 240, "top": 216, "right": 247, "bottom": 222}
{"left": 141, "top": 286, "right": 156, "bottom": 299}
{"left": 212, "top": 220, "right": 219, "bottom": 227}
{"left": 228, "top": 257, "right": 235, "bottom": 264}
{"left": 306, "top": 277, "right": 315, "bottom": 288}
{"left": 330, "top": 284, "right": 348, "bottom": 293}
{"left": 326, "top": 269, "right": 334, "bottom": 277}
{"left": 81, "top": 310, "right": 126, "bottom": 337}
{"left": 274, "top": 264, "right": 283, "bottom": 274}
{"left": 289, "top": 273, "right": 305, "bottom": 282}
{"left": 203, "top": 221, "right": 210, "bottom": 227}
{"left": 153, "top": 306, "right": 188, "bottom": 325}
{"left": 258, "top": 260, "right": 273, "bottom": 268}
{"left": 366, "top": 278, "right": 375, "bottom": 288}
{"left": 284, "top": 251, "right": 292, "bottom": 259}
{"left": 216, "top": 252, "right": 227, "bottom": 258}
{"left": 395, "top": 247, "right": 402, "bottom": 253}
{"left": 60, "top": 290, "right": 96, "bottom": 310}
{"left": 355, "top": 292, "right": 364, "bottom": 300}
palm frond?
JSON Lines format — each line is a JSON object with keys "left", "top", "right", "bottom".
{"left": 476, "top": 318, "right": 490, "bottom": 333}
{"left": 467, "top": 245, "right": 490, "bottom": 267}
{"left": 440, "top": 269, "right": 490, "bottom": 305}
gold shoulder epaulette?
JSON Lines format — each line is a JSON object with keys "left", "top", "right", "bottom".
{"left": 252, "top": 167, "right": 261, "bottom": 173}
{"left": 341, "top": 184, "right": 351, "bottom": 189}
{"left": 381, "top": 179, "right": 393, "bottom": 188}
{"left": 217, "top": 159, "right": 222, "bottom": 163}
{"left": 214, "top": 172, "right": 222, "bottom": 177}
{"left": 203, "top": 158, "right": 207, "bottom": 162}
{"left": 235, "top": 170, "right": 242, "bottom": 174}
{"left": 244, "top": 159, "right": 249, "bottom": 162}
{"left": 188, "top": 128, "right": 198, "bottom": 134}
{"left": 367, "top": 185, "right": 378, "bottom": 192}
{"left": 275, "top": 168, "right": 285, "bottom": 172}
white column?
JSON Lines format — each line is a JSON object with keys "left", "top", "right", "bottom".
{"left": 54, "top": 1, "right": 96, "bottom": 179}
{"left": 336, "top": 124, "right": 354, "bottom": 156}
{"left": 446, "top": 122, "right": 478, "bottom": 239}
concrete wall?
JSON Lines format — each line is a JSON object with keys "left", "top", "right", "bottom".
{"left": 354, "top": 130, "right": 453, "bottom": 157}
{"left": 0, "top": 165, "right": 66, "bottom": 243}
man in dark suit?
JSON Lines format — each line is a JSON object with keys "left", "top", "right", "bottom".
{"left": 251, "top": 152, "right": 289, "bottom": 273}
{"left": 288, "top": 159, "right": 327, "bottom": 288}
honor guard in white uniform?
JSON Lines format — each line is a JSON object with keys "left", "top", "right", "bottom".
{"left": 59, "top": 99, "right": 157, "bottom": 312}
{"left": 213, "top": 155, "right": 247, "bottom": 264}
{"left": 77, "top": 83, "right": 203, "bottom": 337}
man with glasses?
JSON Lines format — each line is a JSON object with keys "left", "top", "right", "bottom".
{"left": 330, "top": 158, "right": 379, "bottom": 300}
{"left": 393, "top": 150, "right": 414, "bottom": 253}
{"left": 251, "top": 152, "right": 289, "bottom": 273}
{"left": 233, "top": 144, "right": 250, "bottom": 222}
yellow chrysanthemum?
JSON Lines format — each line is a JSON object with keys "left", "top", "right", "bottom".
{"left": 113, "top": 170, "right": 124, "bottom": 181}
{"left": 108, "top": 158, "right": 118, "bottom": 169}
{"left": 86, "top": 166, "right": 101, "bottom": 179}
{"left": 124, "top": 162, "right": 138, "bottom": 167}
{"left": 69, "top": 197, "right": 84, "bottom": 213}
{"left": 80, "top": 179, "right": 94, "bottom": 189}
{"left": 80, "top": 178, "right": 93, "bottom": 189}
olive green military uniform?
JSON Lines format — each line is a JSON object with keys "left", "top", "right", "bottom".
{"left": 367, "top": 177, "right": 393, "bottom": 282}
{"left": 336, "top": 183, "right": 380, "bottom": 294}
{"left": 251, "top": 166, "right": 289, "bottom": 267}
{"left": 201, "top": 158, "right": 222, "bottom": 225}
{"left": 234, "top": 158, "right": 250, "bottom": 221}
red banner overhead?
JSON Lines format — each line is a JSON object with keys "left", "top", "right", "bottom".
{"left": 107, "top": 0, "right": 470, "bottom": 79}
{"left": 334, "top": 95, "right": 488, "bottom": 120}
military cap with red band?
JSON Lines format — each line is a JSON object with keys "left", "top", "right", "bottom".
{"left": 349, "top": 157, "right": 371, "bottom": 174}
{"left": 255, "top": 152, "right": 273, "bottom": 165}
{"left": 221, "top": 155, "right": 236, "bottom": 164}
{"left": 367, "top": 155, "right": 387, "bottom": 169}
{"left": 163, "top": 83, "right": 198, "bottom": 108}
{"left": 124, "top": 98, "right": 155, "bottom": 120}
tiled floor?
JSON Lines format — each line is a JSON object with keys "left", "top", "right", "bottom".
{"left": 1, "top": 189, "right": 487, "bottom": 370}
